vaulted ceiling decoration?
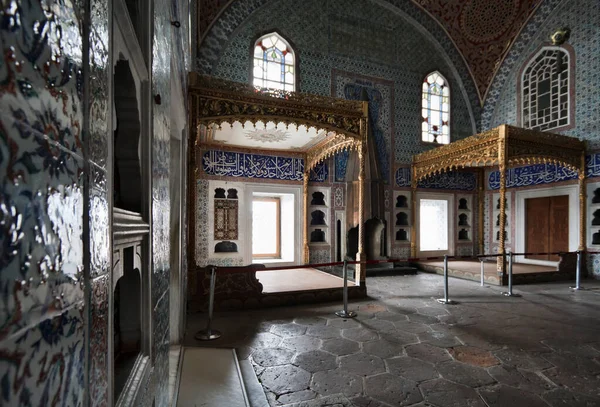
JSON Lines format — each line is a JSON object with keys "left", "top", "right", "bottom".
{"left": 197, "top": 0, "right": 544, "bottom": 103}
{"left": 411, "top": 0, "right": 543, "bottom": 100}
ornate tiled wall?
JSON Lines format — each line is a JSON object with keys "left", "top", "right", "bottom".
{"left": 197, "top": 0, "right": 477, "bottom": 164}
{"left": 0, "top": 0, "right": 86, "bottom": 404}
{"left": 195, "top": 0, "right": 481, "bottom": 121}
{"left": 483, "top": 0, "right": 600, "bottom": 143}
{"left": 195, "top": 0, "right": 480, "bottom": 268}
{"left": 0, "top": 0, "right": 190, "bottom": 405}
{"left": 481, "top": 0, "right": 600, "bottom": 277}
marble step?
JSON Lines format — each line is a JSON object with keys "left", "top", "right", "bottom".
{"left": 239, "top": 360, "right": 269, "bottom": 407}
{"left": 176, "top": 347, "right": 250, "bottom": 407}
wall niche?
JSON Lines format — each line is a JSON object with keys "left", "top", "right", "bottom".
{"left": 308, "top": 187, "right": 330, "bottom": 245}
{"left": 393, "top": 191, "right": 411, "bottom": 242}
{"left": 457, "top": 195, "right": 472, "bottom": 242}
{"left": 214, "top": 188, "right": 238, "bottom": 241}
{"left": 587, "top": 184, "right": 600, "bottom": 248}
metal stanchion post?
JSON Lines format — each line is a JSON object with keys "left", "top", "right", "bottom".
{"left": 480, "top": 258, "right": 485, "bottom": 287}
{"left": 437, "top": 255, "right": 458, "bottom": 305}
{"left": 570, "top": 250, "right": 585, "bottom": 291}
{"left": 195, "top": 266, "right": 222, "bottom": 340}
{"left": 336, "top": 260, "right": 357, "bottom": 318}
{"left": 502, "top": 251, "right": 521, "bottom": 297}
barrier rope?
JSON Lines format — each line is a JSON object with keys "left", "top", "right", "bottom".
{"left": 207, "top": 251, "right": 575, "bottom": 272}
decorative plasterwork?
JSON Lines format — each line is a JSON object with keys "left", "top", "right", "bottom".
{"left": 196, "top": 0, "right": 543, "bottom": 104}
{"left": 411, "top": 0, "right": 543, "bottom": 100}
{"left": 412, "top": 125, "right": 586, "bottom": 182}
{"left": 189, "top": 73, "right": 367, "bottom": 171}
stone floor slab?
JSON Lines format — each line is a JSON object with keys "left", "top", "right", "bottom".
{"left": 321, "top": 338, "right": 359, "bottom": 356}
{"left": 310, "top": 369, "right": 362, "bottom": 397}
{"left": 393, "top": 320, "right": 432, "bottom": 334}
{"left": 247, "top": 332, "right": 283, "bottom": 349}
{"left": 276, "top": 389, "right": 317, "bottom": 405}
{"left": 488, "top": 364, "right": 555, "bottom": 393}
{"left": 342, "top": 327, "right": 379, "bottom": 342}
{"left": 385, "top": 356, "right": 438, "bottom": 382}
{"left": 379, "top": 329, "right": 419, "bottom": 345}
{"left": 420, "top": 378, "right": 486, "bottom": 407}
{"left": 418, "top": 331, "right": 462, "bottom": 348}
{"left": 294, "top": 316, "right": 328, "bottom": 326}
{"left": 280, "top": 336, "right": 323, "bottom": 353}
{"left": 293, "top": 350, "right": 338, "bottom": 373}
{"left": 448, "top": 345, "right": 499, "bottom": 367}
{"left": 541, "top": 388, "right": 600, "bottom": 407}
{"left": 305, "top": 325, "right": 342, "bottom": 340}
{"left": 405, "top": 343, "right": 452, "bottom": 364}
{"left": 270, "top": 323, "right": 308, "bottom": 338}
{"left": 364, "top": 373, "right": 422, "bottom": 406}
{"left": 362, "top": 339, "right": 405, "bottom": 359}
{"left": 339, "top": 353, "right": 385, "bottom": 377}
{"left": 437, "top": 361, "right": 496, "bottom": 387}
{"left": 408, "top": 313, "right": 440, "bottom": 325}
{"left": 252, "top": 348, "right": 296, "bottom": 367}
{"left": 493, "top": 349, "right": 554, "bottom": 371}
{"left": 260, "top": 364, "right": 311, "bottom": 395}
{"left": 375, "top": 311, "right": 409, "bottom": 322}
{"left": 479, "top": 385, "right": 549, "bottom": 407}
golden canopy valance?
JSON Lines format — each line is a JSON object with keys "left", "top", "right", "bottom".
{"left": 412, "top": 125, "right": 586, "bottom": 183}
{"left": 188, "top": 73, "right": 370, "bottom": 281}
{"left": 410, "top": 124, "right": 587, "bottom": 270}
{"left": 188, "top": 73, "right": 368, "bottom": 171}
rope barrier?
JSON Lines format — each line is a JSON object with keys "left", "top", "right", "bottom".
{"left": 194, "top": 249, "right": 589, "bottom": 342}
{"left": 204, "top": 251, "right": 577, "bottom": 274}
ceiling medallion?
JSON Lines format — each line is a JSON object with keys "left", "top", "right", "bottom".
{"left": 245, "top": 128, "right": 291, "bottom": 143}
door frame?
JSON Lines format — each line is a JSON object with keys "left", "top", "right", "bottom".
{"left": 416, "top": 192, "right": 455, "bottom": 258}
{"left": 515, "top": 185, "right": 579, "bottom": 266}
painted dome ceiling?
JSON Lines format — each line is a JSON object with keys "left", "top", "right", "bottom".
{"left": 412, "top": 0, "right": 543, "bottom": 100}
{"left": 197, "top": 0, "right": 543, "bottom": 102}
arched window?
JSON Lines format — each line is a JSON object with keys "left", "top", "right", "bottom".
{"left": 422, "top": 71, "right": 450, "bottom": 144}
{"left": 521, "top": 47, "right": 571, "bottom": 131}
{"left": 252, "top": 32, "right": 295, "bottom": 91}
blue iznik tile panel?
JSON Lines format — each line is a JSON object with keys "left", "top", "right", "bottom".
{"left": 483, "top": 0, "right": 600, "bottom": 150}
{"left": 202, "top": 150, "right": 328, "bottom": 182}
{"left": 488, "top": 164, "right": 578, "bottom": 190}
{"left": 394, "top": 168, "right": 477, "bottom": 191}
{"left": 0, "top": 0, "right": 86, "bottom": 404}
{"left": 335, "top": 150, "right": 350, "bottom": 182}
{"left": 395, "top": 167, "right": 412, "bottom": 188}
{"left": 486, "top": 153, "right": 600, "bottom": 190}
{"left": 195, "top": 0, "right": 481, "bottom": 124}
{"left": 199, "top": 0, "right": 477, "bottom": 166}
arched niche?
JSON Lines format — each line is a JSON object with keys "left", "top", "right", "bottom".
{"left": 114, "top": 59, "right": 142, "bottom": 212}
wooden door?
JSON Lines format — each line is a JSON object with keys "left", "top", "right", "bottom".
{"left": 525, "top": 195, "right": 569, "bottom": 261}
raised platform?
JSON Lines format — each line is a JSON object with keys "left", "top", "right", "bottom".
{"left": 256, "top": 268, "right": 355, "bottom": 293}
{"left": 416, "top": 260, "right": 575, "bottom": 286}
{"left": 190, "top": 265, "right": 367, "bottom": 311}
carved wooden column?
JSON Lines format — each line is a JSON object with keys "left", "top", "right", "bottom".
{"left": 356, "top": 145, "right": 366, "bottom": 283}
{"left": 303, "top": 171, "right": 310, "bottom": 264}
{"left": 579, "top": 151, "right": 586, "bottom": 251}
{"left": 497, "top": 125, "right": 507, "bottom": 274}
{"left": 410, "top": 166, "right": 417, "bottom": 258}
{"left": 478, "top": 169, "right": 485, "bottom": 255}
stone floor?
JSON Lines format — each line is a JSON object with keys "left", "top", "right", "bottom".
{"left": 184, "top": 273, "right": 600, "bottom": 407}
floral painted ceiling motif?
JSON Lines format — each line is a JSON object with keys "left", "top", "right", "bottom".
{"left": 198, "top": 0, "right": 543, "bottom": 102}
{"left": 411, "top": 0, "right": 543, "bottom": 100}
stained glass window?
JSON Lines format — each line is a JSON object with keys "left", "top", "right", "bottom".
{"left": 253, "top": 33, "right": 295, "bottom": 92}
{"left": 521, "top": 47, "right": 570, "bottom": 131}
{"left": 422, "top": 71, "right": 450, "bottom": 144}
